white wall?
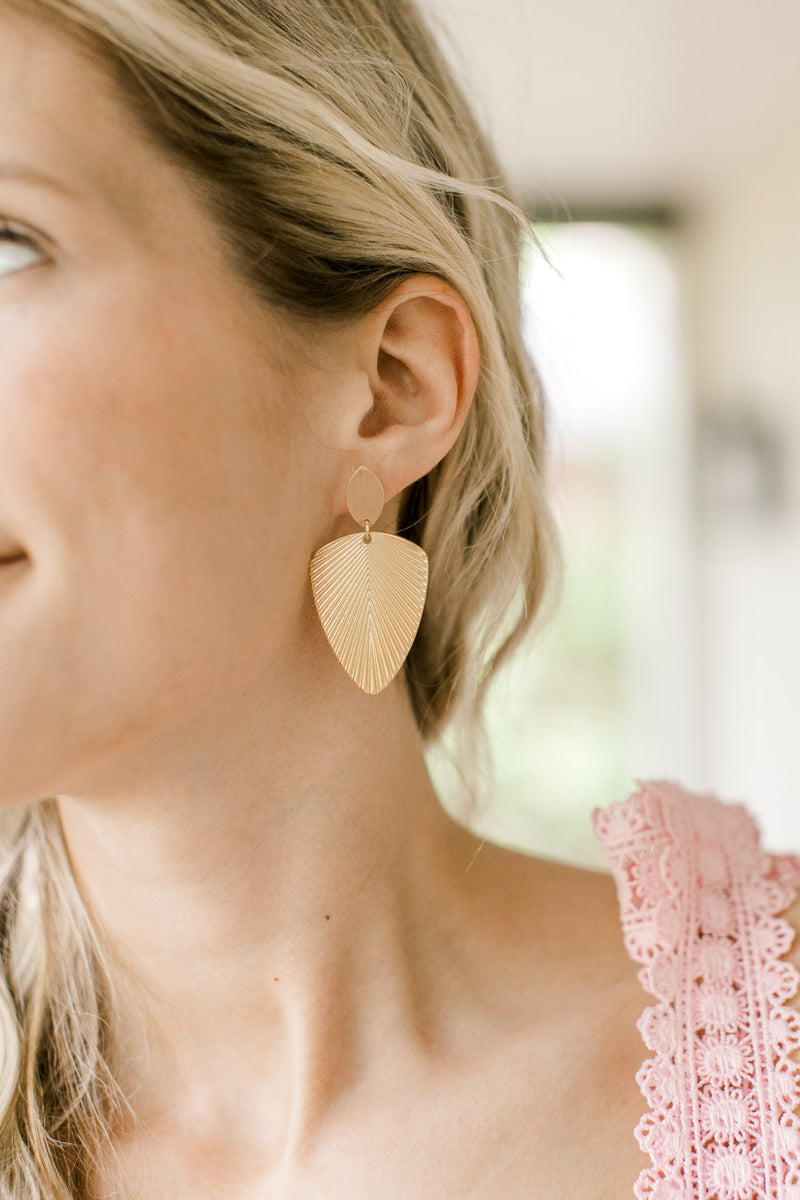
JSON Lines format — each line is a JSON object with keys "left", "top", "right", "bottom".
{"left": 425, "top": 0, "right": 800, "bottom": 854}
{"left": 686, "top": 127, "right": 800, "bottom": 850}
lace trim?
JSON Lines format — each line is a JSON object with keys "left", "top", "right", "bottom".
{"left": 593, "top": 781, "right": 800, "bottom": 1199}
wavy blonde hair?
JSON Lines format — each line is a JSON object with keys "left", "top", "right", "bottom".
{"left": 2, "top": 0, "right": 558, "bottom": 1191}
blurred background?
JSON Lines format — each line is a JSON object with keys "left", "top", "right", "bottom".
{"left": 424, "top": 0, "right": 800, "bottom": 865}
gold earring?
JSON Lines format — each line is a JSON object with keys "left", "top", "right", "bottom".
{"left": 309, "top": 466, "right": 428, "bottom": 695}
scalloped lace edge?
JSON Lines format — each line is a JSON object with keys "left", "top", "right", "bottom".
{"left": 593, "top": 780, "right": 800, "bottom": 1200}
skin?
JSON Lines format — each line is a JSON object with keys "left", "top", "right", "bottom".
{"left": 3, "top": 7, "right": 798, "bottom": 1199}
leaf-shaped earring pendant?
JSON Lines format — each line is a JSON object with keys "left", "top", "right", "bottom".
{"left": 309, "top": 466, "right": 428, "bottom": 695}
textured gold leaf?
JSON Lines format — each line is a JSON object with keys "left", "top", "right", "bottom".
{"left": 309, "top": 531, "right": 428, "bottom": 694}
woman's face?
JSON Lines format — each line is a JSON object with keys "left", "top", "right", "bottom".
{"left": 0, "top": 9, "right": 339, "bottom": 804}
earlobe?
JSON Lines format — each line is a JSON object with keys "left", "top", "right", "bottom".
{"left": 354, "top": 276, "right": 480, "bottom": 497}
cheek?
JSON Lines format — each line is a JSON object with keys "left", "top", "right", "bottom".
{"left": 0, "top": 285, "right": 308, "bottom": 803}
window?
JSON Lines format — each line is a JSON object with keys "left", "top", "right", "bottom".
{"left": 431, "top": 221, "right": 697, "bottom": 866}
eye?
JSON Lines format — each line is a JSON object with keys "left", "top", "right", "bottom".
{"left": 0, "top": 222, "right": 44, "bottom": 278}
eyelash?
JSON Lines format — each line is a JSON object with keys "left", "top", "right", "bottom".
{"left": 0, "top": 220, "right": 39, "bottom": 248}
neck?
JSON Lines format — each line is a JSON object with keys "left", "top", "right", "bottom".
{"left": 54, "top": 667, "right": 484, "bottom": 1160}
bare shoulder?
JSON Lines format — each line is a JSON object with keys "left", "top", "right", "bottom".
{"left": 453, "top": 838, "right": 652, "bottom": 1195}
{"left": 465, "top": 837, "right": 634, "bottom": 977}
{"left": 466, "top": 836, "right": 645, "bottom": 1020}
{"left": 781, "top": 883, "right": 800, "bottom": 981}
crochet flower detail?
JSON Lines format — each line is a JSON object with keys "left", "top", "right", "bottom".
{"left": 594, "top": 781, "right": 800, "bottom": 1199}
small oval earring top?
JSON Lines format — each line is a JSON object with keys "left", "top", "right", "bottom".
{"left": 346, "top": 466, "right": 384, "bottom": 527}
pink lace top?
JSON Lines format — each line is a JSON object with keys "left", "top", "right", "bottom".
{"left": 593, "top": 780, "right": 800, "bottom": 1200}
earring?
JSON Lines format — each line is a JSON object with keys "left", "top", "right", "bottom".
{"left": 309, "top": 466, "right": 429, "bottom": 695}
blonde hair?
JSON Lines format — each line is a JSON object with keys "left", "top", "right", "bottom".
{"left": 2, "top": 0, "right": 558, "bottom": 1191}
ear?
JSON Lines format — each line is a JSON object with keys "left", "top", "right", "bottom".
{"left": 344, "top": 275, "right": 480, "bottom": 504}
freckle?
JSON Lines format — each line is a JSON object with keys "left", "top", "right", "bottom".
{"left": 325, "top": 914, "right": 331, "bottom": 920}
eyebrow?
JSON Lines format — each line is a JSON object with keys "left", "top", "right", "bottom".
{"left": 0, "top": 162, "right": 76, "bottom": 198}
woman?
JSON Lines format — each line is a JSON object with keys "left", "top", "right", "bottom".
{"left": 0, "top": 0, "right": 797, "bottom": 1197}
